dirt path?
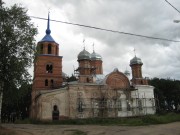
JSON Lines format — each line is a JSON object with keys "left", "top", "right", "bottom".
{"left": 2, "top": 122, "right": 180, "bottom": 135}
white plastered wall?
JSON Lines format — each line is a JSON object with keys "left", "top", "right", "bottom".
{"left": 36, "top": 89, "right": 69, "bottom": 120}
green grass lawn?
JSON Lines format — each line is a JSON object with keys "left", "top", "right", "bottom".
{"left": 15, "top": 113, "right": 180, "bottom": 126}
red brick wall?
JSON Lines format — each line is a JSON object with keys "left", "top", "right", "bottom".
{"left": 106, "top": 71, "right": 130, "bottom": 89}
{"left": 130, "top": 64, "right": 148, "bottom": 85}
{"left": 91, "top": 60, "right": 103, "bottom": 74}
{"left": 131, "top": 78, "right": 148, "bottom": 85}
{"left": 33, "top": 55, "right": 63, "bottom": 91}
{"left": 131, "top": 64, "right": 142, "bottom": 78}
{"left": 31, "top": 38, "right": 62, "bottom": 119}
{"left": 78, "top": 60, "right": 91, "bottom": 75}
{"left": 37, "top": 42, "right": 59, "bottom": 56}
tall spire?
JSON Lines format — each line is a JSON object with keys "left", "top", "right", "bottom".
{"left": 46, "top": 12, "right": 51, "bottom": 35}
{"left": 39, "top": 12, "right": 56, "bottom": 43}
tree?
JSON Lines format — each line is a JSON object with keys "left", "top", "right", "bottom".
{"left": 149, "top": 78, "right": 180, "bottom": 113}
{"left": 0, "top": 0, "right": 37, "bottom": 122}
{"left": 1, "top": 82, "right": 32, "bottom": 122}
{"left": 67, "top": 74, "right": 77, "bottom": 82}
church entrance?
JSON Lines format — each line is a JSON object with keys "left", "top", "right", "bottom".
{"left": 52, "top": 105, "right": 59, "bottom": 120}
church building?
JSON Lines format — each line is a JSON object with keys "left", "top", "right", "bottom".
{"left": 30, "top": 15, "right": 156, "bottom": 120}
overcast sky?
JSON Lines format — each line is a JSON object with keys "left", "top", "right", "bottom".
{"left": 5, "top": 0, "right": 180, "bottom": 79}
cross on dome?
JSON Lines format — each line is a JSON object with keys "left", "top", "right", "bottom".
{"left": 39, "top": 12, "right": 56, "bottom": 43}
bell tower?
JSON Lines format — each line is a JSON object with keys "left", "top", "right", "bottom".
{"left": 32, "top": 13, "right": 63, "bottom": 96}
{"left": 31, "top": 13, "right": 63, "bottom": 119}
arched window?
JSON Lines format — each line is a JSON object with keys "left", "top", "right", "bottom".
{"left": 138, "top": 99, "right": 143, "bottom": 110}
{"left": 87, "top": 77, "right": 89, "bottom": 83}
{"left": 46, "top": 64, "right": 53, "bottom": 73}
{"left": 48, "top": 44, "right": 52, "bottom": 54}
{"left": 117, "top": 100, "right": 122, "bottom": 111}
{"left": 53, "top": 105, "right": 58, "bottom": 111}
{"left": 127, "top": 100, "right": 131, "bottom": 111}
{"left": 51, "top": 79, "right": 54, "bottom": 87}
{"left": 52, "top": 105, "right": 59, "bottom": 120}
{"left": 100, "top": 97, "right": 106, "bottom": 108}
{"left": 49, "top": 65, "right": 53, "bottom": 73}
{"left": 56, "top": 46, "right": 58, "bottom": 55}
{"left": 108, "top": 100, "right": 113, "bottom": 112}
{"left": 45, "top": 79, "right": 48, "bottom": 86}
{"left": 40, "top": 44, "right": 43, "bottom": 54}
{"left": 78, "top": 100, "right": 83, "bottom": 112}
{"left": 46, "top": 65, "right": 49, "bottom": 72}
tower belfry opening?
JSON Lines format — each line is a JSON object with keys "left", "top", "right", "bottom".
{"left": 48, "top": 44, "right": 52, "bottom": 54}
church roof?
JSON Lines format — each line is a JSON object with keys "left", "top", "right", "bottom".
{"left": 38, "top": 13, "right": 56, "bottom": 43}
{"left": 130, "top": 56, "right": 143, "bottom": 66}
{"left": 91, "top": 51, "right": 102, "bottom": 61}
{"left": 94, "top": 74, "right": 105, "bottom": 84}
{"left": 39, "top": 34, "right": 56, "bottom": 43}
{"left": 124, "top": 69, "right": 130, "bottom": 76}
{"left": 102, "top": 68, "right": 130, "bottom": 89}
{"left": 78, "top": 48, "right": 91, "bottom": 60}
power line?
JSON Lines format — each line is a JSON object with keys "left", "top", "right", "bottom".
{"left": 164, "top": 0, "right": 180, "bottom": 14}
{"left": 30, "top": 16, "right": 180, "bottom": 43}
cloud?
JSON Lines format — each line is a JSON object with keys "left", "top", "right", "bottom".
{"left": 4, "top": 0, "right": 180, "bottom": 79}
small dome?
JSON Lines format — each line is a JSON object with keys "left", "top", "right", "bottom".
{"left": 78, "top": 49, "right": 91, "bottom": 60}
{"left": 113, "top": 68, "right": 119, "bottom": 72}
{"left": 91, "top": 51, "right": 102, "bottom": 61}
{"left": 130, "top": 56, "right": 143, "bottom": 66}
{"left": 124, "top": 69, "right": 130, "bottom": 76}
